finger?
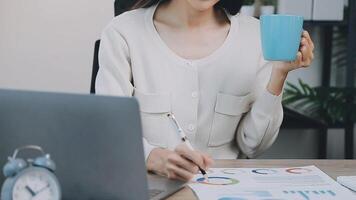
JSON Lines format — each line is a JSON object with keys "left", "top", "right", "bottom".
{"left": 302, "top": 58, "right": 312, "bottom": 67}
{"left": 166, "top": 171, "right": 190, "bottom": 181}
{"left": 175, "top": 145, "right": 205, "bottom": 170}
{"left": 300, "top": 44, "right": 314, "bottom": 64}
{"left": 166, "top": 170, "right": 188, "bottom": 181}
{"left": 300, "top": 37, "right": 308, "bottom": 47}
{"left": 300, "top": 46, "right": 309, "bottom": 62}
{"left": 201, "top": 152, "right": 214, "bottom": 169}
{"left": 299, "top": 37, "right": 310, "bottom": 47}
{"left": 184, "top": 151, "right": 206, "bottom": 170}
{"left": 291, "top": 52, "right": 303, "bottom": 67}
{"left": 167, "top": 154, "right": 199, "bottom": 174}
{"left": 166, "top": 163, "right": 194, "bottom": 181}
{"left": 302, "top": 31, "right": 315, "bottom": 50}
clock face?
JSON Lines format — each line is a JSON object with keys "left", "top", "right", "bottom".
{"left": 12, "top": 168, "right": 60, "bottom": 200}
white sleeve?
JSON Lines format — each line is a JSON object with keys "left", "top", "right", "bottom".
{"left": 95, "top": 24, "right": 156, "bottom": 161}
{"left": 236, "top": 54, "right": 284, "bottom": 158}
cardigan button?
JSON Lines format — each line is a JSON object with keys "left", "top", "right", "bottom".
{"left": 188, "top": 124, "right": 195, "bottom": 131}
{"left": 191, "top": 92, "right": 198, "bottom": 98}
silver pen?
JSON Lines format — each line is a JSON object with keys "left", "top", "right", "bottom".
{"left": 167, "top": 113, "right": 209, "bottom": 182}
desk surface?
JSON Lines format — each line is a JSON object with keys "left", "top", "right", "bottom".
{"left": 167, "top": 159, "right": 356, "bottom": 200}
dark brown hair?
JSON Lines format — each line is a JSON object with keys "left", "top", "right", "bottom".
{"left": 131, "top": 0, "right": 243, "bottom": 15}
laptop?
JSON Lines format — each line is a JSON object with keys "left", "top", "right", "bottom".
{"left": 0, "top": 89, "right": 185, "bottom": 200}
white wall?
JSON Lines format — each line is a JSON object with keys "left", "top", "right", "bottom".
{"left": 0, "top": 0, "right": 113, "bottom": 93}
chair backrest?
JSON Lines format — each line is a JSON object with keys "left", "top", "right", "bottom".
{"left": 115, "top": 0, "right": 135, "bottom": 16}
{"left": 90, "top": 40, "right": 100, "bottom": 94}
{"left": 90, "top": 0, "right": 134, "bottom": 94}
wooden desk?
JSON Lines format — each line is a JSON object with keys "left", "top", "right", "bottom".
{"left": 167, "top": 159, "right": 356, "bottom": 200}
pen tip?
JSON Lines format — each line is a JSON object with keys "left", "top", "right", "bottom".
{"left": 204, "top": 174, "right": 209, "bottom": 182}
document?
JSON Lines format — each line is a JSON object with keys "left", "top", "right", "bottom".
{"left": 189, "top": 166, "right": 356, "bottom": 200}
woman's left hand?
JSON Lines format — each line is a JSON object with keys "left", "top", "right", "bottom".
{"left": 274, "top": 30, "right": 315, "bottom": 74}
{"left": 267, "top": 30, "right": 315, "bottom": 95}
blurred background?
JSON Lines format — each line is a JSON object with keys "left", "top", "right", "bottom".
{"left": 0, "top": 0, "right": 355, "bottom": 159}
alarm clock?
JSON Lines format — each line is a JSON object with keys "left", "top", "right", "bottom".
{"left": 1, "top": 145, "right": 61, "bottom": 200}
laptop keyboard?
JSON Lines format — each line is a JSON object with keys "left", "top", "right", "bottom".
{"left": 149, "top": 189, "right": 164, "bottom": 198}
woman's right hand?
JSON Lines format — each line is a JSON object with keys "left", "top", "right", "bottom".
{"left": 146, "top": 144, "right": 214, "bottom": 181}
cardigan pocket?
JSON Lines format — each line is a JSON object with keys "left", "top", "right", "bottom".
{"left": 134, "top": 90, "right": 171, "bottom": 148}
{"left": 208, "top": 92, "right": 251, "bottom": 147}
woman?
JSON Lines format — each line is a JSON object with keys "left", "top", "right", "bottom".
{"left": 96, "top": 0, "right": 314, "bottom": 181}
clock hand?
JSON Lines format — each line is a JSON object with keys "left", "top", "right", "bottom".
{"left": 34, "top": 184, "right": 50, "bottom": 196}
{"left": 25, "top": 185, "right": 36, "bottom": 196}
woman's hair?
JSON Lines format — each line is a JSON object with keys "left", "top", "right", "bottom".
{"left": 131, "top": 0, "right": 243, "bottom": 15}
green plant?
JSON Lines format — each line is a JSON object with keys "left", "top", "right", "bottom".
{"left": 243, "top": 0, "right": 277, "bottom": 6}
{"left": 263, "top": 0, "right": 277, "bottom": 6}
{"left": 331, "top": 8, "right": 356, "bottom": 86}
{"left": 243, "top": 0, "right": 255, "bottom": 5}
{"left": 332, "top": 28, "right": 356, "bottom": 87}
{"left": 332, "top": 27, "right": 348, "bottom": 72}
{"left": 283, "top": 79, "right": 356, "bottom": 124}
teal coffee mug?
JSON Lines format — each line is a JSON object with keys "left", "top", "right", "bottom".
{"left": 260, "top": 15, "right": 304, "bottom": 61}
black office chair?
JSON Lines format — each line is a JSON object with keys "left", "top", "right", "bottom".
{"left": 90, "top": 0, "right": 135, "bottom": 94}
{"left": 115, "top": 0, "right": 136, "bottom": 17}
{"left": 90, "top": 40, "right": 101, "bottom": 94}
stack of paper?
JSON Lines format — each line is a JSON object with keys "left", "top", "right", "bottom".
{"left": 189, "top": 166, "right": 356, "bottom": 200}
